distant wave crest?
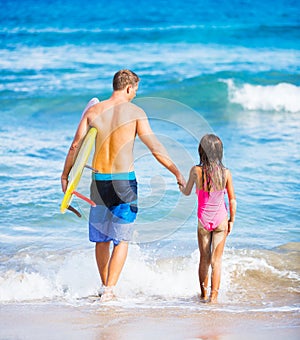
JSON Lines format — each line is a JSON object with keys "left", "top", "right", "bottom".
{"left": 225, "top": 80, "right": 300, "bottom": 112}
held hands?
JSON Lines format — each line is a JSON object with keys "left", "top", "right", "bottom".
{"left": 178, "top": 183, "right": 185, "bottom": 193}
{"left": 176, "top": 173, "right": 186, "bottom": 190}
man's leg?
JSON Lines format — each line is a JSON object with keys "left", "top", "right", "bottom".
{"left": 95, "top": 242, "right": 110, "bottom": 286}
{"left": 100, "top": 241, "right": 129, "bottom": 302}
{"left": 106, "top": 241, "right": 129, "bottom": 287}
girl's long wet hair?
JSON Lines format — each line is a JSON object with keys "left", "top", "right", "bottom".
{"left": 198, "top": 134, "right": 226, "bottom": 192}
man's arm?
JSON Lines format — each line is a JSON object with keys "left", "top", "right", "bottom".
{"left": 61, "top": 115, "right": 90, "bottom": 192}
{"left": 136, "top": 112, "right": 185, "bottom": 186}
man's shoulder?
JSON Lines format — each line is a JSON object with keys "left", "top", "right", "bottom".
{"left": 122, "top": 102, "right": 147, "bottom": 118}
{"left": 86, "top": 100, "right": 111, "bottom": 116}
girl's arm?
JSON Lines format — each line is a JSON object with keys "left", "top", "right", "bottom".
{"left": 226, "top": 169, "right": 236, "bottom": 234}
{"left": 179, "top": 166, "right": 196, "bottom": 196}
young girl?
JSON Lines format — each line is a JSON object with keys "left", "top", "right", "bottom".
{"left": 180, "top": 134, "right": 236, "bottom": 303}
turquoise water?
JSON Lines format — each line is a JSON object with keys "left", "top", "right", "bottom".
{"left": 0, "top": 0, "right": 299, "bottom": 311}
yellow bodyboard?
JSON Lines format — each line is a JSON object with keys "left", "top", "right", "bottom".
{"left": 60, "top": 127, "right": 97, "bottom": 214}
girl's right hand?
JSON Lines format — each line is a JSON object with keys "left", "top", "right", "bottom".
{"left": 178, "top": 183, "right": 185, "bottom": 192}
{"left": 228, "top": 220, "right": 234, "bottom": 235}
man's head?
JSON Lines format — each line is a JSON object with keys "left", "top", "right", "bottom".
{"left": 113, "top": 69, "right": 139, "bottom": 91}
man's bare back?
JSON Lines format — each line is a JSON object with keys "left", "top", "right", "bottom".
{"left": 86, "top": 100, "right": 146, "bottom": 174}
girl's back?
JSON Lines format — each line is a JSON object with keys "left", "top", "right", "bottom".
{"left": 194, "top": 165, "right": 228, "bottom": 231}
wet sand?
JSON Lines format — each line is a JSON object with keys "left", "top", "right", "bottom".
{"left": 1, "top": 303, "right": 299, "bottom": 340}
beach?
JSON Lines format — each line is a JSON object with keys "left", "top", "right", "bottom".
{"left": 1, "top": 302, "right": 299, "bottom": 339}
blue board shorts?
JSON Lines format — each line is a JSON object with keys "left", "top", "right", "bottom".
{"left": 89, "top": 172, "right": 138, "bottom": 245}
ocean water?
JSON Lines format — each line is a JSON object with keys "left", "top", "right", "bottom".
{"left": 0, "top": 0, "right": 299, "bottom": 321}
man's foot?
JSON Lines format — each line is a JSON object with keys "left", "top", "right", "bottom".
{"left": 209, "top": 289, "right": 218, "bottom": 303}
{"left": 199, "top": 296, "right": 209, "bottom": 303}
{"left": 100, "top": 286, "right": 116, "bottom": 302}
{"left": 97, "top": 285, "right": 105, "bottom": 297}
{"left": 200, "top": 283, "right": 208, "bottom": 302}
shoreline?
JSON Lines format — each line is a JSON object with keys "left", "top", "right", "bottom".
{"left": 1, "top": 302, "right": 299, "bottom": 340}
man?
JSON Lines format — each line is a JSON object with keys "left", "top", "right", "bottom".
{"left": 61, "top": 70, "right": 185, "bottom": 301}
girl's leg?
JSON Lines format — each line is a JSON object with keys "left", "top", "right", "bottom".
{"left": 210, "top": 219, "right": 228, "bottom": 303}
{"left": 197, "top": 221, "right": 212, "bottom": 300}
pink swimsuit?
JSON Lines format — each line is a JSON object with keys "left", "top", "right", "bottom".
{"left": 196, "top": 188, "right": 228, "bottom": 231}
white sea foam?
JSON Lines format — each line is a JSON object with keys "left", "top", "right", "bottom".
{"left": 225, "top": 79, "right": 300, "bottom": 112}
{"left": 0, "top": 250, "right": 99, "bottom": 302}
{"left": 0, "top": 244, "right": 299, "bottom": 311}
{"left": 0, "top": 271, "right": 56, "bottom": 302}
